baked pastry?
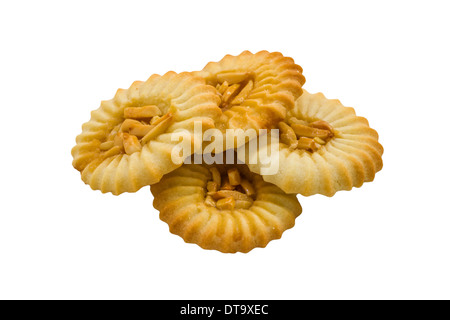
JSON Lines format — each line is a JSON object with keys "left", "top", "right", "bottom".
{"left": 193, "top": 50, "right": 305, "bottom": 139}
{"left": 150, "top": 163, "right": 302, "bottom": 253}
{"left": 240, "top": 90, "right": 384, "bottom": 196}
{"left": 72, "top": 72, "right": 222, "bottom": 195}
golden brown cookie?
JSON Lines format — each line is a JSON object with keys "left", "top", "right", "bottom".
{"left": 193, "top": 50, "right": 305, "bottom": 135}
{"left": 240, "top": 90, "right": 384, "bottom": 196}
{"left": 72, "top": 72, "right": 222, "bottom": 195}
{"left": 150, "top": 163, "right": 302, "bottom": 253}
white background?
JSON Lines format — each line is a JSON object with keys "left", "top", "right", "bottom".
{"left": 1, "top": 0, "right": 449, "bottom": 300}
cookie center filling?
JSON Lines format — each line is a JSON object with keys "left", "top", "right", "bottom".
{"left": 279, "top": 118, "right": 335, "bottom": 152}
{"left": 205, "top": 167, "right": 256, "bottom": 210}
{"left": 215, "top": 71, "right": 255, "bottom": 109}
{"left": 100, "top": 105, "right": 173, "bottom": 156}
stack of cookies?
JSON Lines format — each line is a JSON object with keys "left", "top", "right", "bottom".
{"left": 72, "top": 51, "right": 383, "bottom": 253}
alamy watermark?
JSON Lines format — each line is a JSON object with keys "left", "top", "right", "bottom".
{"left": 170, "top": 121, "right": 280, "bottom": 175}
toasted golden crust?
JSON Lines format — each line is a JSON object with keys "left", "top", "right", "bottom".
{"left": 241, "top": 90, "right": 384, "bottom": 196}
{"left": 71, "top": 72, "right": 222, "bottom": 195}
{"left": 150, "top": 164, "right": 302, "bottom": 253}
{"left": 193, "top": 50, "right": 305, "bottom": 135}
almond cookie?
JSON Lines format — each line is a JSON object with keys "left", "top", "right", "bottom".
{"left": 150, "top": 163, "right": 302, "bottom": 253}
{"left": 240, "top": 90, "right": 384, "bottom": 196}
{"left": 72, "top": 72, "right": 222, "bottom": 195}
{"left": 193, "top": 50, "right": 305, "bottom": 137}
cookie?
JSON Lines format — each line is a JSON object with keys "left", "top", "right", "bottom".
{"left": 150, "top": 163, "right": 302, "bottom": 253}
{"left": 193, "top": 50, "right": 305, "bottom": 136}
{"left": 240, "top": 90, "right": 384, "bottom": 196}
{"left": 72, "top": 72, "right": 222, "bottom": 195}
